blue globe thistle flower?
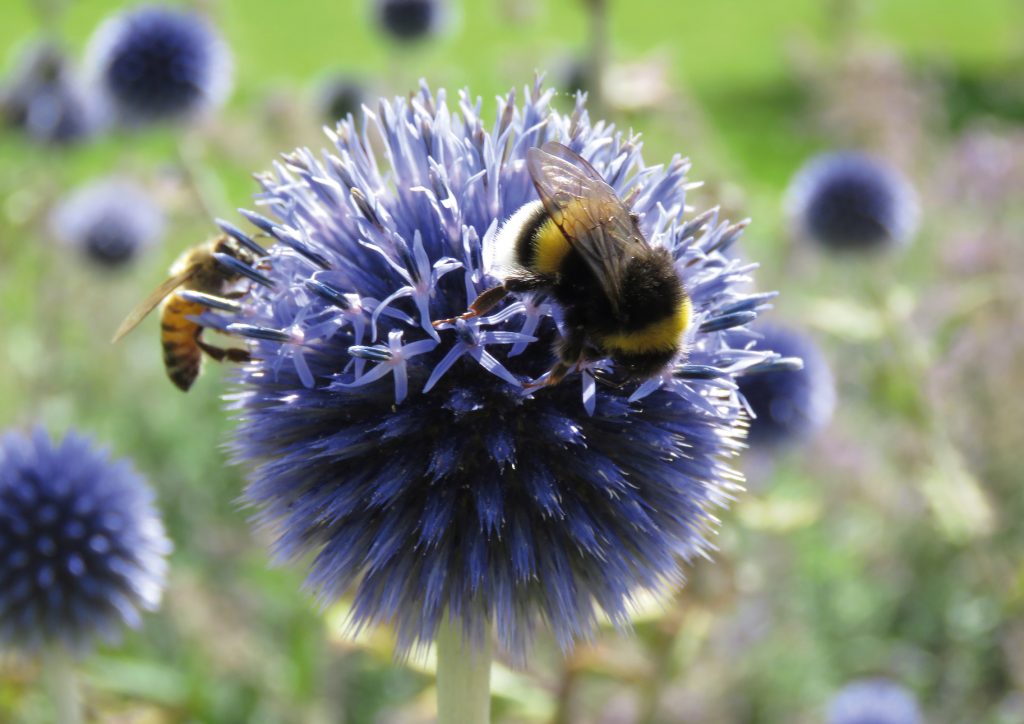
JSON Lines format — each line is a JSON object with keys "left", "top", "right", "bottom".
{"left": 0, "top": 428, "right": 171, "bottom": 654}
{"left": 49, "top": 177, "right": 165, "bottom": 267}
{"left": 0, "top": 41, "right": 103, "bottom": 145}
{"left": 734, "top": 324, "right": 834, "bottom": 448}
{"left": 373, "top": 0, "right": 450, "bottom": 42}
{"left": 786, "top": 151, "right": 919, "bottom": 252}
{"left": 316, "top": 74, "right": 367, "bottom": 125}
{"left": 828, "top": 679, "right": 922, "bottom": 724}
{"left": 85, "top": 5, "right": 232, "bottom": 125}
{"left": 212, "top": 81, "right": 783, "bottom": 659}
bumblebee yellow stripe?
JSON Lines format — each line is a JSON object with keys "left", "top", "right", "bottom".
{"left": 532, "top": 218, "right": 572, "bottom": 274}
{"left": 599, "top": 297, "right": 692, "bottom": 354}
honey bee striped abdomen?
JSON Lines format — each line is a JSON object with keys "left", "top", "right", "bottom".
{"left": 160, "top": 295, "right": 205, "bottom": 391}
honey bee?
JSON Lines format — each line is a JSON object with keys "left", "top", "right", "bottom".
{"left": 435, "top": 141, "right": 692, "bottom": 386}
{"left": 112, "top": 234, "right": 262, "bottom": 391}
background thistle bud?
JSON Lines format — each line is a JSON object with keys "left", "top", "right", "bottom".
{"left": 0, "top": 427, "right": 171, "bottom": 654}
{"left": 85, "top": 5, "right": 233, "bottom": 126}
{"left": 735, "top": 324, "right": 835, "bottom": 448}
{"left": 1, "top": 41, "right": 104, "bottom": 146}
{"left": 373, "top": 0, "right": 451, "bottom": 42}
{"left": 786, "top": 151, "right": 920, "bottom": 252}
{"left": 48, "top": 177, "right": 165, "bottom": 268}
{"left": 827, "top": 678, "right": 923, "bottom": 724}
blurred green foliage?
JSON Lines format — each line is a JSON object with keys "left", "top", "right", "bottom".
{"left": 2, "top": 0, "right": 1023, "bottom": 722}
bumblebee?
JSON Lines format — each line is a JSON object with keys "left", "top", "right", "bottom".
{"left": 435, "top": 141, "right": 691, "bottom": 386}
{"left": 112, "top": 234, "right": 261, "bottom": 391}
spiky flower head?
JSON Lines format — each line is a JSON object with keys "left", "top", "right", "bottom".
{"left": 85, "top": 4, "right": 232, "bottom": 125}
{"left": 827, "top": 679, "right": 922, "bottom": 724}
{"left": 734, "top": 324, "right": 834, "bottom": 448}
{"left": 0, "top": 428, "right": 171, "bottom": 654}
{"left": 213, "top": 81, "right": 783, "bottom": 659}
{"left": 373, "top": 0, "right": 450, "bottom": 42}
{"left": 0, "top": 40, "right": 103, "bottom": 145}
{"left": 786, "top": 151, "right": 919, "bottom": 252}
{"left": 49, "top": 177, "right": 165, "bottom": 267}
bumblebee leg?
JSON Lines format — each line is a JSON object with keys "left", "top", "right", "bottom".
{"left": 431, "top": 285, "right": 511, "bottom": 327}
{"left": 590, "top": 367, "right": 631, "bottom": 389}
{"left": 432, "top": 273, "right": 558, "bottom": 328}
{"left": 526, "top": 325, "right": 587, "bottom": 390}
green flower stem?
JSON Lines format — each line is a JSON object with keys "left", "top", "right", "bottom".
{"left": 583, "top": 0, "right": 608, "bottom": 112}
{"left": 176, "top": 133, "right": 230, "bottom": 221}
{"left": 436, "top": 617, "right": 492, "bottom": 724}
{"left": 43, "top": 648, "right": 82, "bottom": 724}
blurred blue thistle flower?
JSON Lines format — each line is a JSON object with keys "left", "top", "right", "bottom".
{"left": 0, "top": 41, "right": 103, "bottom": 145}
{"left": 786, "top": 151, "right": 919, "bottom": 252}
{"left": 85, "top": 5, "right": 232, "bottom": 125}
{"left": 828, "top": 678, "right": 922, "bottom": 724}
{"left": 734, "top": 324, "right": 834, "bottom": 448}
{"left": 214, "top": 81, "right": 782, "bottom": 659}
{"left": 316, "top": 74, "right": 367, "bottom": 125}
{"left": 49, "top": 177, "right": 165, "bottom": 267}
{"left": 0, "top": 428, "right": 171, "bottom": 654}
{"left": 373, "top": 0, "right": 450, "bottom": 42}
{"left": 558, "top": 56, "right": 591, "bottom": 97}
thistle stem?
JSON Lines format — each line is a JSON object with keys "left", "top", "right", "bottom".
{"left": 435, "top": 617, "right": 492, "bottom": 724}
{"left": 583, "top": 0, "right": 609, "bottom": 112}
{"left": 42, "top": 648, "right": 83, "bottom": 724}
{"left": 176, "top": 133, "right": 229, "bottom": 221}
{"left": 30, "top": 0, "right": 69, "bottom": 33}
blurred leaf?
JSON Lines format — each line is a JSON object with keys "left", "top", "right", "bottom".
{"left": 738, "top": 496, "right": 823, "bottom": 532}
{"left": 84, "top": 655, "right": 188, "bottom": 707}
{"left": 492, "top": 665, "right": 555, "bottom": 721}
{"left": 920, "top": 443, "right": 995, "bottom": 542}
{"left": 805, "top": 297, "right": 886, "bottom": 341}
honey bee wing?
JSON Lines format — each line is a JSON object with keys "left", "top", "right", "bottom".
{"left": 111, "top": 267, "right": 197, "bottom": 343}
{"left": 527, "top": 142, "right": 646, "bottom": 313}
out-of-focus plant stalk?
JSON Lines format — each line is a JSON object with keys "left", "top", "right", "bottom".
{"left": 436, "top": 617, "right": 492, "bottom": 724}
{"left": 826, "top": 0, "right": 861, "bottom": 51}
{"left": 43, "top": 648, "right": 82, "bottom": 724}
{"left": 176, "top": 134, "right": 230, "bottom": 220}
{"left": 583, "top": 0, "right": 608, "bottom": 112}
{"left": 31, "top": 0, "right": 68, "bottom": 33}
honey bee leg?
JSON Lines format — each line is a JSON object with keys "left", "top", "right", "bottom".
{"left": 196, "top": 335, "right": 250, "bottom": 364}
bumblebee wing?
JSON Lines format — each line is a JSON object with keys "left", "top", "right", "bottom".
{"left": 111, "top": 268, "right": 197, "bottom": 343}
{"left": 527, "top": 142, "right": 646, "bottom": 313}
